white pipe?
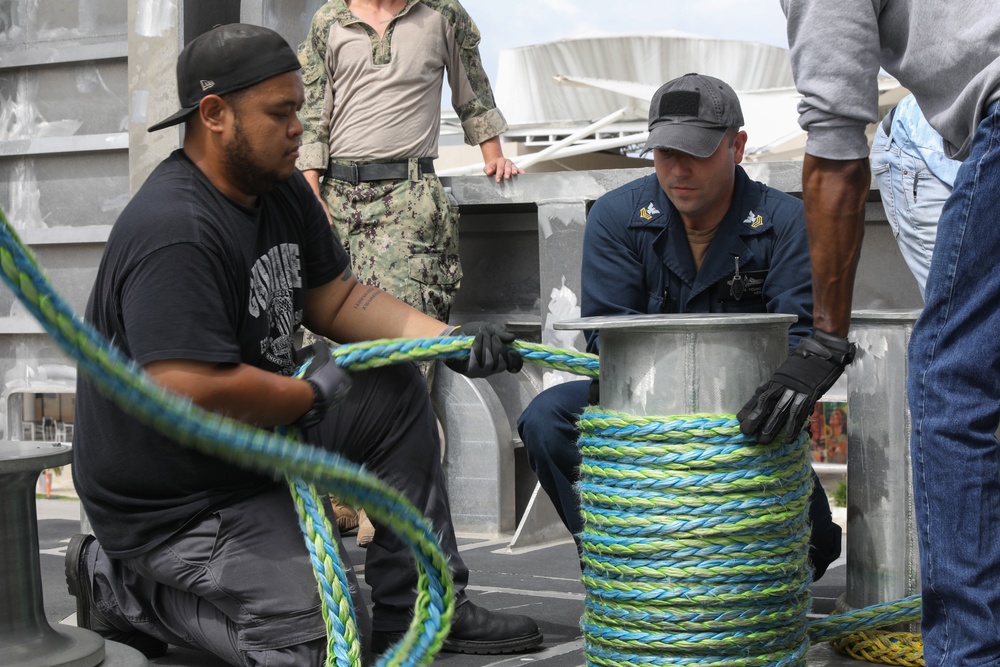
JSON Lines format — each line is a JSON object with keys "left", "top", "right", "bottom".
{"left": 514, "top": 107, "right": 630, "bottom": 169}
{"left": 437, "top": 107, "right": 634, "bottom": 176}
{"left": 530, "top": 132, "right": 649, "bottom": 162}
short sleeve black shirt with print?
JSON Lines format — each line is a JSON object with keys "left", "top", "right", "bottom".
{"left": 73, "top": 150, "right": 348, "bottom": 558}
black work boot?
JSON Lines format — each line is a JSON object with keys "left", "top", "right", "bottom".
{"left": 444, "top": 601, "right": 542, "bottom": 654}
{"left": 65, "top": 533, "right": 169, "bottom": 658}
{"left": 370, "top": 601, "right": 543, "bottom": 656}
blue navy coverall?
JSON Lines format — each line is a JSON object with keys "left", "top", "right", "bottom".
{"left": 517, "top": 166, "right": 842, "bottom": 579}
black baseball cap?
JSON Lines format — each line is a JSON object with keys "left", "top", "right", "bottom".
{"left": 641, "top": 73, "right": 745, "bottom": 158}
{"left": 148, "top": 23, "right": 301, "bottom": 133}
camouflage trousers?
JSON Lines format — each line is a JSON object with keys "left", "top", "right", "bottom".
{"left": 315, "top": 170, "right": 463, "bottom": 386}
{"left": 320, "top": 171, "right": 462, "bottom": 323}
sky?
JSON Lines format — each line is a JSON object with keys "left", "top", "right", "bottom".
{"left": 462, "top": 0, "right": 791, "bottom": 87}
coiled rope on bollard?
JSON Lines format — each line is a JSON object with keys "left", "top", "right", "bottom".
{"left": 578, "top": 411, "right": 814, "bottom": 667}
{"left": 576, "top": 409, "right": 924, "bottom": 667}
{"left": 0, "top": 205, "right": 921, "bottom": 666}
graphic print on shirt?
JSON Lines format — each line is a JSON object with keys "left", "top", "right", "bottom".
{"left": 248, "top": 243, "right": 303, "bottom": 373}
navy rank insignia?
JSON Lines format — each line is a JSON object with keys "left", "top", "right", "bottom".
{"left": 639, "top": 202, "right": 660, "bottom": 220}
{"left": 742, "top": 210, "right": 764, "bottom": 228}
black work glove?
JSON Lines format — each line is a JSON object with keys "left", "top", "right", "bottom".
{"left": 737, "top": 329, "right": 856, "bottom": 445}
{"left": 293, "top": 341, "right": 353, "bottom": 430}
{"left": 443, "top": 321, "right": 523, "bottom": 378}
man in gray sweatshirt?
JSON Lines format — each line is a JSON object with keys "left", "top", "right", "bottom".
{"left": 736, "top": 3, "right": 1000, "bottom": 665}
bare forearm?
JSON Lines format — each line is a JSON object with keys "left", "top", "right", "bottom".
{"left": 802, "top": 154, "right": 870, "bottom": 337}
{"left": 305, "top": 270, "right": 450, "bottom": 343}
{"left": 326, "top": 284, "right": 446, "bottom": 341}
{"left": 145, "top": 360, "right": 313, "bottom": 428}
{"left": 480, "top": 136, "right": 504, "bottom": 163}
{"left": 301, "top": 168, "right": 333, "bottom": 225}
{"left": 302, "top": 169, "right": 323, "bottom": 199}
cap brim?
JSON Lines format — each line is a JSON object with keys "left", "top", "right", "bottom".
{"left": 147, "top": 105, "right": 198, "bottom": 133}
{"left": 641, "top": 123, "right": 727, "bottom": 159}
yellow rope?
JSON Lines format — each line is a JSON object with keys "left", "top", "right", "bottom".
{"left": 832, "top": 630, "right": 924, "bottom": 666}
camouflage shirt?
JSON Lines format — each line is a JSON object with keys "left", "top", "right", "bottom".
{"left": 296, "top": 0, "right": 508, "bottom": 170}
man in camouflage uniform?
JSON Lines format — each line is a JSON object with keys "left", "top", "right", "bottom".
{"left": 296, "top": 0, "right": 521, "bottom": 325}
{"left": 296, "top": 0, "right": 521, "bottom": 548}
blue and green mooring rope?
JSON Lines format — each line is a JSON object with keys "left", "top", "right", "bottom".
{"left": 576, "top": 410, "right": 923, "bottom": 667}
{"left": 0, "top": 206, "right": 921, "bottom": 666}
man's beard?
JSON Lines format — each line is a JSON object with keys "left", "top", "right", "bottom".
{"left": 222, "top": 118, "right": 289, "bottom": 196}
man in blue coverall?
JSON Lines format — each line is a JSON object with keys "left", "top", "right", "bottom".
{"left": 517, "top": 73, "right": 842, "bottom": 579}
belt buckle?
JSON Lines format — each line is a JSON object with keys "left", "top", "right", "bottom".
{"left": 350, "top": 162, "right": 360, "bottom": 185}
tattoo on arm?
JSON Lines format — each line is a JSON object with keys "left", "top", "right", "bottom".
{"left": 352, "top": 286, "right": 379, "bottom": 311}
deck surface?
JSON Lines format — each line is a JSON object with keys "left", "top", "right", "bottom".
{"left": 35, "top": 498, "right": 862, "bottom": 666}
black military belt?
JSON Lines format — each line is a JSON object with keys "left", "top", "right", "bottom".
{"left": 326, "top": 158, "right": 435, "bottom": 184}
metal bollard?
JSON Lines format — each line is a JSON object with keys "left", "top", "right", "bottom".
{"left": 555, "top": 313, "right": 795, "bottom": 415}
{"left": 844, "top": 310, "right": 922, "bottom": 632}
{"left": 0, "top": 440, "right": 147, "bottom": 667}
{"left": 556, "top": 313, "right": 873, "bottom": 667}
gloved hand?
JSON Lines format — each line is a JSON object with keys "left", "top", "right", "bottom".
{"left": 443, "top": 321, "right": 523, "bottom": 378}
{"left": 293, "top": 341, "right": 352, "bottom": 430}
{"left": 737, "top": 329, "right": 856, "bottom": 444}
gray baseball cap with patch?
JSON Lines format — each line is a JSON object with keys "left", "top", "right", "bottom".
{"left": 641, "top": 73, "right": 744, "bottom": 158}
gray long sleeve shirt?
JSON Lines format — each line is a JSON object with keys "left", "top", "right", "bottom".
{"left": 782, "top": 0, "right": 1000, "bottom": 161}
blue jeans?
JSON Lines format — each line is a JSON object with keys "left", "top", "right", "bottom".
{"left": 517, "top": 379, "right": 843, "bottom": 579}
{"left": 871, "top": 104, "right": 957, "bottom": 299}
{"left": 908, "top": 99, "right": 1000, "bottom": 666}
